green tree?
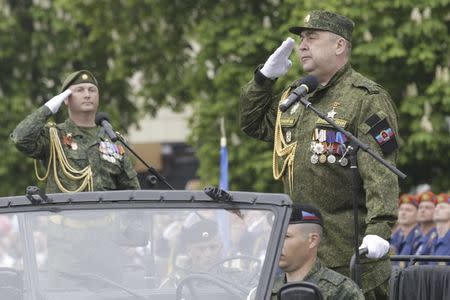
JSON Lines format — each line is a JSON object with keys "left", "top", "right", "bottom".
{"left": 1, "top": 0, "right": 448, "bottom": 196}
{"left": 0, "top": 0, "right": 197, "bottom": 195}
{"left": 185, "top": 0, "right": 450, "bottom": 193}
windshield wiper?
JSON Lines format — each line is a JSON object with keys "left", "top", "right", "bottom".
{"left": 56, "top": 271, "right": 147, "bottom": 300}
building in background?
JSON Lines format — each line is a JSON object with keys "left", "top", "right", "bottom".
{"left": 127, "top": 107, "right": 199, "bottom": 190}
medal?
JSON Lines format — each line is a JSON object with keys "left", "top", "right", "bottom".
{"left": 310, "top": 154, "right": 319, "bottom": 164}
{"left": 318, "top": 129, "right": 327, "bottom": 142}
{"left": 327, "top": 154, "right": 336, "bottom": 164}
{"left": 339, "top": 157, "right": 348, "bottom": 167}
{"left": 313, "top": 143, "right": 324, "bottom": 154}
{"left": 326, "top": 102, "right": 341, "bottom": 119}
{"left": 71, "top": 142, "right": 78, "bottom": 150}
{"left": 286, "top": 130, "right": 292, "bottom": 143}
{"left": 319, "top": 154, "right": 327, "bottom": 164}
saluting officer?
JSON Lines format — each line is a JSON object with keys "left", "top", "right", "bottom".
{"left": 240, "top": 10, "right": 398, "bottom": 299}
{"left": 10, "top": 70, "right": 140, "bottom": 193}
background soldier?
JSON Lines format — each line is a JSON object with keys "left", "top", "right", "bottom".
{"left": 431, "top": 193, "right": 450, "bottom": 262}
{"left": 272, "top": 203, "right": 364, "bottom": 300}
{"left": 240, "top": 10, "right": 398, "bottom": 299}
{"left": 10, "top": 70, "right": 140, "bottom": 193}
{"left": 414, "top": 191, "right": 437, "bottom": 256}
{"left": 390, "top": 194, "right": 420, "bottom": 256}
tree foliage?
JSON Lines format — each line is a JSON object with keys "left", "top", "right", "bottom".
{"left": 0, "top": 0, "right": 448, "bottom": 196}
{"left": 185, "top": 0, "right": 450, "bottom": 193}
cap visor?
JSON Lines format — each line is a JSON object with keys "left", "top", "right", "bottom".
{"left": 289, "top": 26, "right": 304, "bottom": 35}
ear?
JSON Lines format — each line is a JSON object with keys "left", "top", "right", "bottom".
{"left": 64, "top": 98, "right": 69, "bottom": 106}
{"left": 335, "top": 38, "right": 346, "bottom": 56}
{"left": 309, "top": 233, "right": 321, "bottom": 249}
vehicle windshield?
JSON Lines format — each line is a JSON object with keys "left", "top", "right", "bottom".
{"left": 0, "top": 207, "right": 275, "bottom": 300}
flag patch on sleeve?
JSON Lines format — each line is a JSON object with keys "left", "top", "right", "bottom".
{"left": 365, "top": 112, "right": 398, "bottom": 154}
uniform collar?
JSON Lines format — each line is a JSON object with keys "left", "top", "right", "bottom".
{"left": 314, "top": 63, "right": 352, "bottom": 94}
{"left": 303, "top": 258, "right": 322, "bottom": 281}
{"left": 62, "top": 118, "right": 96, "bottom": 137}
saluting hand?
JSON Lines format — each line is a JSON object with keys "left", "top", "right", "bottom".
{"left": 260, "top": 37, "right": 295, "bottom": 80}
{"left": 44, "top": 89, "right": 72, "bottom": 114}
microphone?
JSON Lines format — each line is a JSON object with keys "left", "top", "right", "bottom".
{"left": 279, "top": 75, "right": 319, "bottom": 112}
{"left": 95, "top": 112, "right": 118, "bottom": 142}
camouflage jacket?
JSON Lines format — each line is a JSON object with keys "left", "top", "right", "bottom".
{"left": 240, "top": 64, "right": 398, "bottom": 289}
{"left": 10, "top": 106, "right": 140, "bottom": 193}
{"left": 271, "top": 259, "right": 364, "bottom": 300}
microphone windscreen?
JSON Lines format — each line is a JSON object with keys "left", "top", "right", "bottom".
{"left": 95, "top": 112, "right": 110, "bottom": 126}
{"left": 300, "top": 75, "right": 319, "bottom": 93}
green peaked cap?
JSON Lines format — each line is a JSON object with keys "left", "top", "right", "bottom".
{"left": 60, "top": 70, "right": 98, "bottom": 92}
{"left": 289, "top": 10, "right": 354, "bottom": 42}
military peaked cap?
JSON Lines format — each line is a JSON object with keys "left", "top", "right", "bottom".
{"left": 60, "top": 70, "right": 98, "bottom": 92}
{"left": 289, "top": 10, "right": 354, "bottom": 42}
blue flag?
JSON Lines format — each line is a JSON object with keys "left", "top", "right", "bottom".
{"left": 218, "top": 122, "right": 230, "bottom": 253}
{"left": 220, "top": 137, "right": 229, "bottom": 190}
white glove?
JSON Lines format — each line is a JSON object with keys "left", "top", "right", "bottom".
{"left": 359, "top": 234, "right": 390, "bottom": 259}
{"left": 44, "top": 89, "right": 72, "bottom": 114}
{"left": 260, "top": 37, "right": 295, "bottom": 80}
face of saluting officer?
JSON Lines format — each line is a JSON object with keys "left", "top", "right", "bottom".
{"left": 59, "top": 70, "right": 99, "bottom": 127}
{"left": 65, "top": 83, "right": 99, "bottom": 116}
{"left": 298, "top": 30, "right": 349, "bottom": 85}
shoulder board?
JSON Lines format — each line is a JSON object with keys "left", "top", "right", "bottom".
{"left": 320, "top": 268, "right": 346, "bottom": 286}
{"left": 351, "top": 72, "right": 381, "bottom": 95}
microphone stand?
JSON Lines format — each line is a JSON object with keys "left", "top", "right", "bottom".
{"left": 115, "top": 132, "right": 175, "bottom": 190}
{"left": 296, "top": 96, "right": 406, "bottom": 288}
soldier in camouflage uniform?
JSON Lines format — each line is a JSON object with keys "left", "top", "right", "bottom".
{"left": 10, "top": 70, "right": 140, "bottom": 193}
{"left": 240, "top": 10, "right": 398, "bottom": 299}
{"left": 272, "top": 204, "right": 364, "bottom": 299}
{"left": 10, "top": 70, "right": 143, "bottom": 286}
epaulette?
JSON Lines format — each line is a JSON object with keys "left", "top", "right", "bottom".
{"left": 351, "top": 74, "right": 381, "bottom": 95}
{"left": 320, "top": 268, "right": 346, "bottom": 286}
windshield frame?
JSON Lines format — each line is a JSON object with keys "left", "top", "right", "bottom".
{"left": 0, "top": 190, "right": 292, "bottom": 300}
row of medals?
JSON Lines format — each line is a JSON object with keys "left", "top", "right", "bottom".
{"left": 310, "top": 128, "right": 349, "bottom": 167}
{"left": 99, "top": 141, "right": 125, "bottom": 163}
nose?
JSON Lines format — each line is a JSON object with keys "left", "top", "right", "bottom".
{"left": 83, "top": 89, "right": 91, "bottom": 98}
{"left": 299, "top": 39, "right": 308, "bottom": 51}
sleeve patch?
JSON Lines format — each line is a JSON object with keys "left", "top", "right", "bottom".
{"left": 365, "top": 112, "right": 398, "bottom": 155}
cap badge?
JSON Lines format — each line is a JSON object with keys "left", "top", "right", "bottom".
{"left": 81, "top": 74, "right": 88, "bottom": 80}
{"left": 304, "top": 14, "right": 310, "bottom": 24}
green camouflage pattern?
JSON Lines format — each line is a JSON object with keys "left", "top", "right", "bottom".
{"left": 289, "top": 10, "right": 354, "bottom": 42}
{"left": 240, "top": 63, "right": 398, "bottom": 292}
{"left": 271, "top": 259, "right": 364, "bottom": 300}
{"left": 60, "top": 70, "right": 98, "bottom": 92}
{"left": 10, "top": 106, "right": 140, "bottom": 193}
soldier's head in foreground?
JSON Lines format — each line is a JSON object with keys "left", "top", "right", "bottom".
{"left": 279, "top": 204, "right": 323, "bottom": 274}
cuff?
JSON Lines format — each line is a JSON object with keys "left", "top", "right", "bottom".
{"left": 254, "top": 64, "right": 275, "bottom": 86}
